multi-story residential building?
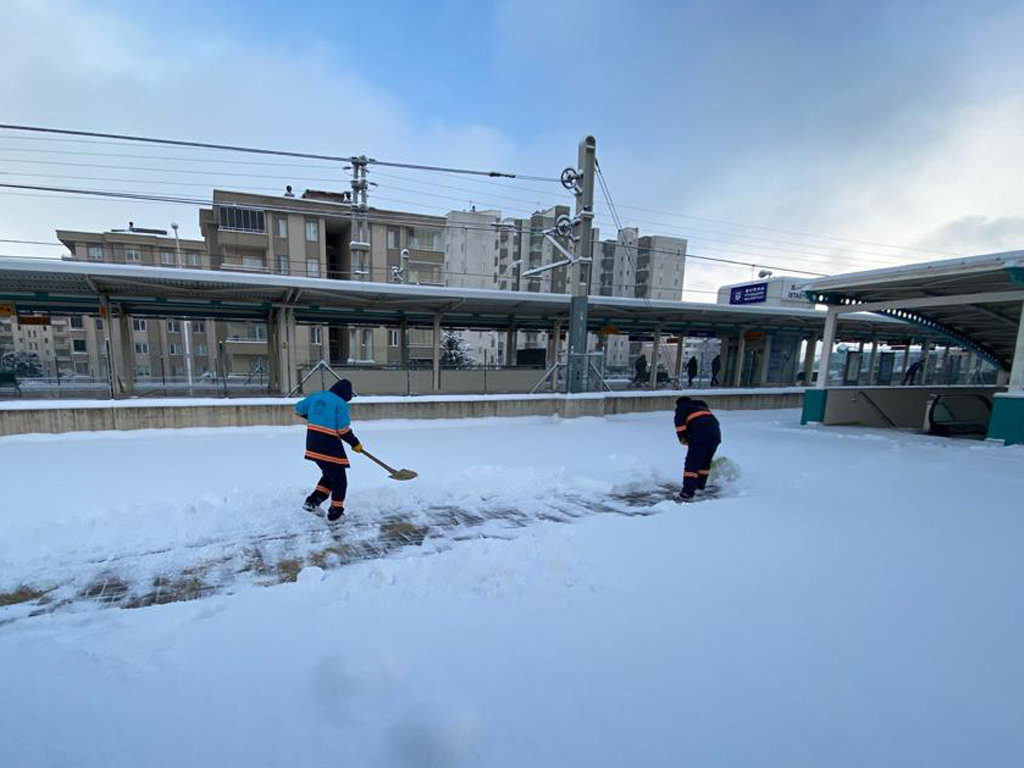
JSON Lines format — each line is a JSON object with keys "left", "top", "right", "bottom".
{"left": 56, "top": 229, "right": 226, "bottom": 381}
{"left": 0, "top": 315, "right": 74, "bottom": 375}
{"left": 199, "top": 188, "right": 449, "bottom": 367}
{"left": 9, "top": 189, "right": 692, "bottom": 383}
{"left": 637, "top": 235, "right": 686, "bottom": 301}
{"left": 590, "top": 229, "right": 688, "bottom": 370}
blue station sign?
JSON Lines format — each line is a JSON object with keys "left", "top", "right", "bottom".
{"left": 729, "top": 282, "right": 768, "bottom": 305}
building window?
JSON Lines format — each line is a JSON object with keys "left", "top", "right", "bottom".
{"left": 276, "top": 254, "right": 288, "bottom": 274}
{"left": 167, "top": 320, "right": 180, "bottom": 333}
{"left": 169, "top": 343, "right": 180, "bottom": 355}
{"left": 387, "top": 229, "right": 397, "bottom": 249}
{"left": 348, "top": 328, "right": 374, "bottom": 362}
{"left": 254, "top": 324, "right": 267, "bottom": 341}
{"left": 87, "top": 245, "right": 104, "bottom": 261}
{"left": 125, "top": 248, "right": 141, "bottom": 263}
{"left": 406, "top": 227, "right": 443, "bottom": 251}
{"left": 134, "top": 342, "right": 149, "bottom": 355}
{"left": 242, "top": 255, "right": 264, "bottom": 270}
{"left": 192, "top": 320, "right": 205, "bottom": 333}
{"left": 276, "top": 218, "right": 288, "bottom": 238}
{"left": 135, "top": 364, "right": 151, "bottom": 377}
{"left": 310, "top": 326, "right": 322, "bottom": 345}
{"left": 388, "top": 330, "right": 399, "bottom": 347}
{"left": 73, "top": 339, "right": 87, "bottom": 352}
{"left": 195, "top": 343, "right": 207, "bottom": 356}
{"left": 95, "top": 318, "right": 104, "bottom": 330}
{"left": 187, "top": 252, "right": 201, "bottom": 266}
{"left": 306, "top": 259, "right": 320, "bottom": 278}
{"left": 132, "top": 319, "right": 147, "bottom": 332}
{"left": 305, "top": 220, "right": 319, "bottom": 242}
{"left": 218, "top": 206, "right": 265, "bottom": 233}
{"left": 70, "top": 316, "right": 84, "bottom": 329}
{"left": 161, "top": 251, "right": 176, "bottom": 265}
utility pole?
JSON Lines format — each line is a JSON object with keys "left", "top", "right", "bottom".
{"left": 566, "top": 136, "right": 596, "bottom": 393}
{"left": 172, "top": 222, "right": 194, "bottom": 394}
{"left": 349, "top": 156, "right": 370, "bottom": 280}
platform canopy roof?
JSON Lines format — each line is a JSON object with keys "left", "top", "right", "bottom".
{"left": 0, "top": 256, "right": 937, "bottom": 343}
{"left": 803, "top": 251, "right": 1024, "bottom": 369}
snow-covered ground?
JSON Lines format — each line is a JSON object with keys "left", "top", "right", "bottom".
{"left": 1, "top": 410, "right": 1022, "bottom": 767}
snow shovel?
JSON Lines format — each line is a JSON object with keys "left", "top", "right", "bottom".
{"left": 360, "top": 448, "right": 418, "bottom": 481}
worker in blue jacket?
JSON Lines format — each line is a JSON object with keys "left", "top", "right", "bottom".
{"left": 674, "top": 396, "right": 721, "bottom": 501}
{"left": 295, "top": 379, "right": 363, "bottom": 521}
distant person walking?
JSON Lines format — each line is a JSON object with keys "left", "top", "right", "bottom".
{"left": 710, "top": 355, "right": 721, "bottom": 386}
{"left": 902, "top": 360, "right": 923, "bottom": 385}
{"left": 634, "top": 354, "right": 649, "bottom": 386}
{"left": 686, "top": 356, "right": 699, "bottom": 387}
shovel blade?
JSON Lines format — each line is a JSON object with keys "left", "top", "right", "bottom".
{"left": 388, "top": 468, "right": 418, "bottom": 481}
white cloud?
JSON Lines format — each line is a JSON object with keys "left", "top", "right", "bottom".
{"left": 0, "top": 0, "right": 522, "bottom": 250}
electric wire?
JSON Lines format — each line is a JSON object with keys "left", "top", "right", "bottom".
{"left": 0, "top": 144, "right": 953, "bottom": 267}
{"left": 0, "top": 124, "right": 560, "bottom": 182}
{"left": 0, "top": 182, "right": 827, "bottom": 276}
{"left": 0, "top": 127, "right": 960, "bottom": 258}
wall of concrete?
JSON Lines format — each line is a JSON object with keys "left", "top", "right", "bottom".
{"left": 820, "top": 385, "right": 1004, "bottom": 429}
{"left": 0, "top": 389, "right": 804, "bottom": 436}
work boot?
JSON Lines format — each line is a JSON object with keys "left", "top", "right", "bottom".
{"left": 678, "top": 488, "right": 695, "bottom": 502}
{"left": 327, "top": 506, "right": 345, "bottom": 522}
{"left": 303, "top": 496, "right": 321, "bottom": 513}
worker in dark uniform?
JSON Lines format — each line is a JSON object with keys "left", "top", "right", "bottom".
{"left": 902, "top": 360, "right": 923, "bottom": 385}
{"left": 686, "top": 356, "right": 699, "bottom": 387}
{"left": 674, "top": 396, "right": 722, "bottom": 500}
{"left": 710, "top": 355, "right": 721, "bottom": 386}
{"left": 634, "top": 354, "right": 649, "bottom": 386}
{"left": 295, "top": 379, "right": 363, "bottom": 521}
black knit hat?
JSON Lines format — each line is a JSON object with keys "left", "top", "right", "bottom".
{"left": 330, "top": 379, "right": 354, "bottom": 401}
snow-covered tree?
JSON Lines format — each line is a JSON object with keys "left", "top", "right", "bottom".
{"left": 440, "top": 330, "right": 474, "bottom": 369}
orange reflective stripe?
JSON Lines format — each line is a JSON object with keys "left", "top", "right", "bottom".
{"left": 337, "top": 426, "right": 351, "bottom": 435}
{"left": 683, "top": 471, "right": 700, "bottom": 478}
{"left": 686, "top": 410, "right": 713, "bottom": 423}
{"left": 305, "top": 450, "right": 350, "bottom": 465}
{"left": 315, "top": 485, "right": 330, "bottom": 494}
{"left": 698, "top": 470, "right": 710, "bottom": 475}
{"left": 307, "top": 424, "right": 339, "bottom": 436}
{"left": 330, "top": 499, "right": 345, "bottom": 507}
{"left": 675, "top": 424, "right": 687, "bottom": 433}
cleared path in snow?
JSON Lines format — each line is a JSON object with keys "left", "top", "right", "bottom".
{"left": 0, "top": 414, "right": 713, "bottom": 621}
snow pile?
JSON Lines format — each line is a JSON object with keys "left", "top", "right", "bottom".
{"left": 1, "top": 411, "right": 1022, "bottom": 767}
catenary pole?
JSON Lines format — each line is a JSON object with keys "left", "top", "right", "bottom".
{"left": 567, "top": 136, "right": 596, "bottom": 393}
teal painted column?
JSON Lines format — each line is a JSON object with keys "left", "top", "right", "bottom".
{"left": 988, "top": 395, "right": 1024, "bottom": 446}
{"left": 801, "top": 389, "right": 829, "bottom": 424}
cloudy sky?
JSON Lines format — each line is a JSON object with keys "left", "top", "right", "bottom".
{"left": 1, "top": 0, "right": 1022, "bottom": 299}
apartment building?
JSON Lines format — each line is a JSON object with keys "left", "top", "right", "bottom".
{"left": 590, "top": 228, "right": 688, "bottom": 370}
{"left": 50, "top": 230, "right": 223, "bottom": 380}
{"left": 0, "top": 315, "right": 74, "bottom": 375}
{"left": 8, "top": 189, "right": 693, "bottom": 381}
{"left": 200, "top": 188, "right": 449, "bottom": 367}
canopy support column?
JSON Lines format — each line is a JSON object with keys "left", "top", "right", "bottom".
{"left": 802, "top": 334, "right": 818, "bottom": 386}
{"left": 432, "top": 313, "right": 442, "bottom": 392}
{"left": 816, "top": 308, "right": 838, "bottom": 389}
{"left": 649, "top": 325, "right": 662, "bottom": 389}
{"left": 732, "top": 332, "right": 747, "bottom": 387}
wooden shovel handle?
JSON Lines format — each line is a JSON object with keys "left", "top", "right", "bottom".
{"left": 359, "top": 448, "right": 398, "bottom": 475}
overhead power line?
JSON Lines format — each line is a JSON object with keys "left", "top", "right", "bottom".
{"left": 0, "top": 124, "right": 560, "bottom": 182}
{"left": 0, "top": 182, "right": 825, "bottom": 276}
{"left": 0, "top": 136, "right": 954, "bottom": 266}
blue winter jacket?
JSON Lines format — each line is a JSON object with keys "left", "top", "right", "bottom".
{"left": 295, "top": 381, "right": 360, "bottom": 465}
